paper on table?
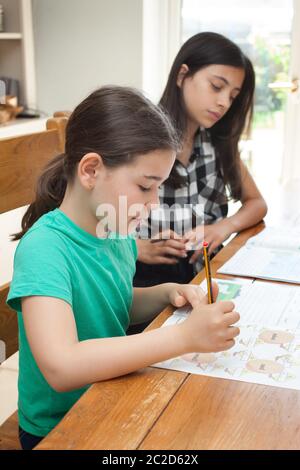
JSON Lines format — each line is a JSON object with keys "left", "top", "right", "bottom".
{"left": 217, "top": 226, "right": 300, "bottom": 283}
{"left": 153, "top": 278, "right": 300, "bottom": 390}
{"left": 218, "top": 246, "right": 300, "bottom": 284}
{"left": 246, "top": 226, "right": 300, "bottom": 251}
{"left": 170, "top": 278, "right": 300, "bottom": 328}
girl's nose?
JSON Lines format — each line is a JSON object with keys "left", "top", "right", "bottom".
{"left": 217, "top": 92, "right": 231, "bottom": 110}
{"left": 145, "top": 194, "right": 159, "bottom": 215}
{"left": 147, "top": 187, "right": 160, "bottom": 207}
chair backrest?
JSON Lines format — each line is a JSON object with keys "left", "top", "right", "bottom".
{"left": 53, "top": 111, "right": 72, "bottom": 119}
{"left": 0, "top": 117, "right": 68, "bottom": 361}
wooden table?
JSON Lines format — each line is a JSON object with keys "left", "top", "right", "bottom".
{"left": 36, "top": 221, "right": 300, "bottom": 450}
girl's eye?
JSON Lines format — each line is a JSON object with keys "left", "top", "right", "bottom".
{"left": 211, "top": 83, "right": 222, "bottom": 91}
{"left": 139, "top": 185, "right": 151, "bottom": 192}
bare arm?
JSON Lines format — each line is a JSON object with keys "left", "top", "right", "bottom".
{"left": 22, "top": 292, "right": 239, "bottom": 393}
{"left": 130, "top": 282, "right": 215, "bottom": 324}
{"left": 225, "top": 160, "right": 268, "bottom": 233}
{"left": 130, "top": 283, "right": 174, "bottom": 324}
{"left": 189, "top": 160, "right": 268, "bottom": 259}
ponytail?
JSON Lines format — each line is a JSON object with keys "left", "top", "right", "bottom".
{"left": 12, "top": 153, "right": 67, "bottom": 240}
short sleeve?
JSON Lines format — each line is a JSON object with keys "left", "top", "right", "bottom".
{"left": 7, "top": 227, "right": 73, "bottom": 313}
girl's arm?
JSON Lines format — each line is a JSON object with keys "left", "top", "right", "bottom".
{"left": 131, "top": 284, "right": 173, "bottom": 324}
{"left": 130, "top": 283, "right": 203, "bottom": 324}
{"left": 221, "top": 160, "right": 268, "bottom": 234}
{"left": 22, "top": 293, "right": 239, "bottom": 393}
{"left": 189, "top": 160, "right": 268, "bottom": 259}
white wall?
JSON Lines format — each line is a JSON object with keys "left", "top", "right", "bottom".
{"left": 32, "top": 0, "right": 143, "bottom": 114}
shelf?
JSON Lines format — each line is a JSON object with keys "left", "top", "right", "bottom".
{"left": 0, "top": 1, "right": 36, "bottom": 107}
{"left": 0, "top": 33, "right": 22, "bottom": 40}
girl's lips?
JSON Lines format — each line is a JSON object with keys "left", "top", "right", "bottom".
{"left": 208, "top": 110, "right": 221, "bottom": 121}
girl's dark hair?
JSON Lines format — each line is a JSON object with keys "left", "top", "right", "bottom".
{"left": 160, "top": 32, "right": 255, "bottom": 200}
{"left": 13, "top": 86, "right": 180, "bottom": 240}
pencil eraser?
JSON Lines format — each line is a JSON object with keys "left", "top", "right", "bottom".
{"left": 203, "top": 241, "right": 208, "bottom": 248}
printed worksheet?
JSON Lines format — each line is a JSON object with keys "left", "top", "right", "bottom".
{"left": 153, "top": 278, "right": 300, "bottom": 390}
{"left": 218, "top": 227, "right": 300, "bottom": 283}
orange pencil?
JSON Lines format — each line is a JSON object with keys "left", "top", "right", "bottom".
{"left": 203, "top": 241, "right": 213, "bottom": 304}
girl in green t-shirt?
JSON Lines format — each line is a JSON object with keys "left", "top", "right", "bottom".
{"left": 8, "top": 86, "right": 239, "bottom": 449}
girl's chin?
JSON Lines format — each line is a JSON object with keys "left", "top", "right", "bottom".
{"left": 201, "top": 120, "right": 214, "bottom": 129}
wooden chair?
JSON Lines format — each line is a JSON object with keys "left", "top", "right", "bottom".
{"left": 0, "top": 116, "right": 68, "bottom": 449}
{"left": 53, "top": 110, "right": 72, "bottom": 119}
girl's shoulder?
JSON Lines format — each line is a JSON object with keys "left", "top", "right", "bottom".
{"left": 22, "top": 209, "right": 63, "bottom": 237}
{"left": 8, "top": 211, "right": 73, "bottom": 313}
{"left": 16, "top": 210, "right": 68, "bottom": 261}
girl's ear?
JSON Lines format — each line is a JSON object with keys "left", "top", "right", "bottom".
{"left": 77, "top": 153, "right": 104, "bottom": 190}
{"left": 176, "top": 64, "right": 189, "bottom": 87}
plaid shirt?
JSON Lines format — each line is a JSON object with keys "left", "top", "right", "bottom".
{"left": 139, "top": 127, "right": 228, "bottom": 240}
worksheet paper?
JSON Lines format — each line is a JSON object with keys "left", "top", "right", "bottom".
{"left": 153, "top": 278, "right": 300, "bottom": 390}
{"left": 217, "top": 227, "right": 300, "bottom": 284}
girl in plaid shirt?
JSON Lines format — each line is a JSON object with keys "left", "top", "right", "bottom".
{"left": 134, "top": 32, "right": 267, "bottom": 289}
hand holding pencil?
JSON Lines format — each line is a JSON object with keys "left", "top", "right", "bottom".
{"left": 178, "top": 240, "right": 240, "bottom": 352}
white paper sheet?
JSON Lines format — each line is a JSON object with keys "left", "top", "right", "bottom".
{"left": 218, "top": 227, "right": 300, "bottom": 283}
{"left": 153, "top": 278, "right": 300, "bottom": 390}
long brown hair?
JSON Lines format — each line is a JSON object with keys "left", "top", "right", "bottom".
{"left": 160, "top": 32, "right": 255, "bottom": 200}
{"left": 13, "top": 86, "right": 180, "bottom": 240}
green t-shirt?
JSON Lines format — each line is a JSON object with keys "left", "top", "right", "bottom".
{"left": 7, "top": 209, "right": 137, "bottom": 437}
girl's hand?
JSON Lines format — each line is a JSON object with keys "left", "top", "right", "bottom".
{"left": 168, "top": 281, "right": 219, "bottom": 309}
{"left": 186, "top": 219, "right": 234, "bottom": 263}
{"left": 137, "top": 230, "right": 187, "bottom": 265}
{"left": 179, "top": 299, "right": 240, "bottom": 353}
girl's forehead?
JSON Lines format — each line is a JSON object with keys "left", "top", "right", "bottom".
{"left": 129, "top": 149, "right": 176, "bottom": 177}
{"left": 205, "top": 63, "right": 244, "bottom": 75}
{"left": 200, "top": 64, "right": 245, "bottom": 87}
